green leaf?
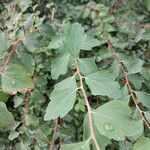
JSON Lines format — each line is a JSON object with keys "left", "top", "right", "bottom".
{"left": 133, "top": 137, "right": 150, "bottom": 150}
{"left": 144, "top": 0, "right": 150, "bottom": 11}
{"left": 141, "top": 30, "right": 150, "bottom": 40}
{"left": 1, "top": 64, "right": 34, "bottom": 94}
{"left": 80, "top": 36, "right": 100, "bottom": 51}
{"left": 96, "top": 49, "right": 112, "bottom": 62}
{"left": 23, "top": 33, "right": 44, "bottom": 52}
{"left": 24, "top": 14, "right": 34, "bottom": 30}
{"left": 62, "top": 140, "right": 90, "bottom": 150}
{"left": 79, "top": 58, "right": 98, "bottom": 76}
{"left": 103, "top": 23, "right": 116, "bottom": 32}
{"left": 83, "top": 115, "right": 109, "bottom": 150}
{"left": 63, "top": 23, "right": 85, "bottom": 57}
{"left": 8, "top": 131, "right": 19, "bottom": 141}
{"left": 19, "top": 0, "right": 32, "bottom": 11}
{"left": 44, "top": 76, "right": 77, "bottom": 120}
{"left": 48, "top": 36, "right": 63, "bottom": 49}
{"left": 30, "top": 89, "right": 45, "bottom": 104}
{"left": 120, "top": 86, "right": 130, "bottom": 105}
{"left": 129, "top": 74, "right": 142, "bottom": 90}
{"left": 25, "top": 114, "right": 39, "bottom": 126}
{"left": 110, "top": 37, "right": 128, "bottom": 49}
{"left": 34, "top": 129, "right": 49, "bottom": 147}
{"left": 0, "top": 33, "right": 10, "bottom": 54}
{"left": 108, "top": 61, "right": 120, "bottom": 79}
{"left": 142, "top": 68, "right": 150, "bottom": 80}
{"left": 123, "top": 58, "right": 144, "bottom": 74}
{"left": 0, "top": 102, "right": 15, "bottom": 129}
{"left": 93, "top": 101, "right": 143, "bottom": 141}
{"left": 135, "top": 29, "right": 146, "bottom": 42}
{"left": 0, "top": 91, "right": 9, "bottom": 103}
{"left": 39, "top": 23, "right": 55, "bottom": 39}
{"left": 144, "top": 111, "right": 150, "bottom": 122}
{"left": 19, "top": 53, "right": 35, "bottom": 75}
{"left": 13, "top": 95, "right": 24, "bottom": 108}
{"left": 118, "top": 141, "right": 133, "bottom": 150}
{"left": 82, "top": 7, "right": 91, "bottom": 19}
{"left": 135, "top": 91, "right": 150, "bottom": 108}
{"left": 85, "top": 71, "right": 121, "bottom": 99}
{"left": 63, "top": 23, "right": 100, "bottom": 57}
{"left": 51, "top": 53, "right": 70, "bottom": 79}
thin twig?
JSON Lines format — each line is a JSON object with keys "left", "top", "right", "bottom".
{"left": 21, "top": 91, "right": 31, "bottom": 146}
{"left": 51, "top": 8, "right": 55, "bottom": 21}
{"left": 50, "top": 119, "right": 58, "bottom": 150}
{"left": 22, "top": 91, "right": 31, "bottom": 126}
{"left": 106, "top": 37, "right": 150, "bottom": 129}
{"left": 0, "top": 40, "right": 22, "bottom": 75}
{"left": 59, "top": 138, "right": 62, "bottom": 150}
{"left": 24, "top": 93, "right": 29, "bottom": 114}
{"left": 139, "top": 24, "right": 150, "bottom": 29}
{"left": 116, "top": 19, "right": 150, "bottom": 29}
{"left": 109, "top": 0, "right": 124, "bottom": 14}
{"left": 76, "top": 59, "right": 100, "bottom": 150}
{"left": 95, "top": 4, "right": 150, "bottom": 128}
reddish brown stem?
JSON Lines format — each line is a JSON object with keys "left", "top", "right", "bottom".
{"left": 76, "top": 59, "right": 100, "bottom": 150}
{"left": 139, "top": 24, "right": 150, "bottom": 29}
{"left": 50, "top": 119, "right": 58, "bottom": 150}
{"left": 109, "top": 0, "right": 124, "bottom": 14}
{"left": 0, "top": 40, "right": 22, "bottom": 75}
{"left": 106, "top": 38, "right": 150, "bottom": 129}
{"left": 116, "top": 20, "right": 150, "bottom": 29}
{"left": 59, "top": 138, "right": 62, "bottom": 150}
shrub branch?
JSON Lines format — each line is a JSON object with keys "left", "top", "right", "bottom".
{"left": 50, "top": 119, "right": 58, "bottom": 150}
{"left": 116, "top": 20, "right": 150, "bottom": 29}
{"left": 0, "top": 40, "right": 22, "bottom": 75}
{"left": 90, "top": 3, "right": 150, "bottom": 129}
{"left": 106, "top": 38, "right": 150, "bottom": 129}
{"left": 76, "top": 59, "right": 100, "bottom": 150}
{"left": 109, "top": 0, "right": 124, "bottom": 14}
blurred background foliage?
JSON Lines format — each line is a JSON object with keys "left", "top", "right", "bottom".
{"left": 0, "top": 0, "right": 150, "bottom": 149}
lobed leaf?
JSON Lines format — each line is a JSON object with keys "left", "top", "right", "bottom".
{"left": 79, "top": 58, "right": 98, "bottom": 76}
{"left": 63, "top": 23, "right": 100, "bottom": 58}
{"left": 0, "top": 102, "right": 15, "bottom": 129}
{"left": 93, "top": 101, "right": 143, "bottom": 141}
{"left": 0, "top": 33, "right": 10, "bottom": 54}
{"left": 135, "top": 91, "right": 150, "bottom": 108}
{"left": 62, "top": 140, "right": 91, "bottom": 150}
{"left": 44, "top": 76, "right": 77, "bottom": 120}
{"left": 133, "top": 137, "right": 150, "bottom": 150}
{"left": 1, "top": 64, "right": 34, "bottom": 94}
{"left": 85, "top": 71, "right": 121, "bottom": 99}
{"left": 51, "top": 53, "right": 70, "bottom": 79}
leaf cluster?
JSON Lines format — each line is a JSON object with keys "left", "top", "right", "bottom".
{"left": 0, "top": 0, "right": 150, "bottom": 150}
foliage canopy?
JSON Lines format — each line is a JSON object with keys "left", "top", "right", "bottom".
{"left": 0, "top": 0, "right": 150, "bottom": 150}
